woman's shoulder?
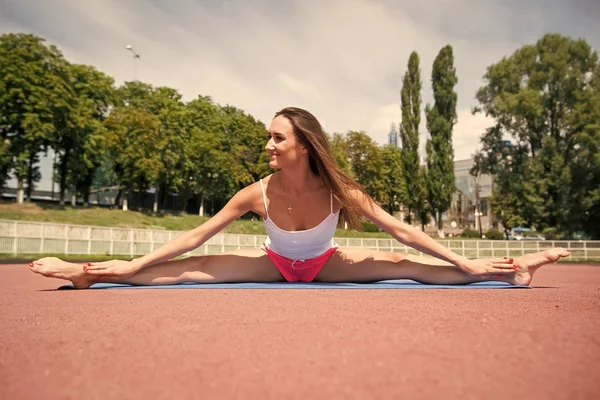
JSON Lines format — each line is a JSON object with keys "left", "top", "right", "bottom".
{"left": 234, "top": 174, "right": 274, "bottom": 201}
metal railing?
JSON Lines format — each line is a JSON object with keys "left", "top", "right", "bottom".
{"left": 0, "top": 219, "right": 598, "bottom": 261}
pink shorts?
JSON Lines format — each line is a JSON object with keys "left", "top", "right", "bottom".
{"left": 261, "top": 244, "right": 338, "bottom": 283}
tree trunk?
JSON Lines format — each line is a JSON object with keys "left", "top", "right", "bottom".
{"left": 198, "top": 193, "right": 204, "bottom": 216}
{"left": 161, "top": 188, "right": 168, "bottom": 212}
{"left": 17, "top": 179, "right": 24, "bottom": 204}
{"left": 436, "top": 211, "right": 445, "bottom": 238}
{"left": 122, "top": 184, "right": 131, "bottom": 211}
{"left": 153, "top": 183, "right": 159, "bottom": 213}
{"left": 114, "top": 188, "right": 122, "bottom": 207}
{"left": 83, "top": 185, "right": 90, "bottom": 208}
{"left": 180, "top": 189, "right": 189, "bottom": 214}
{"left": 137, "top": 180, "right": 143, "bottom": 211}
{"left": 59, "top": 144, "right": 71, "bottom": 206}
{"left": 26, "top": 151, "right": 35, "bottom": 201}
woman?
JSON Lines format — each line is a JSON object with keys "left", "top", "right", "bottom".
{"left": 29, "top": 107, "right": 570, "bottom": 288}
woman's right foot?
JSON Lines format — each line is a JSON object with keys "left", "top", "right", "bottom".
{"left": 510, "top": 248, "right": 571, "bottom": 286}
{"left": 29, "top": 257, "right": 96, "bottom": 289}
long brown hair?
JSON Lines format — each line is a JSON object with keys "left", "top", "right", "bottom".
{"left": 274, "top": 107, "right": 374, "bottom": 231}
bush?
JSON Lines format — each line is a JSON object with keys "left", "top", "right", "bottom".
{"left": 361, "top": 221, "right": 380, "bottom": 232}
{"left": 541, "top": 227, "right": 566, "bottom": 240}
{"left": 485, "top": 228, "right": 504, "bottom": 240}
{"left": 461, "top": 228, "right": 481, "bottom": 238}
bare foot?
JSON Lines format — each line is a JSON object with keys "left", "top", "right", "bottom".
{"left": 29, "top": 257, "right": 96, "bottom": 289}
{"left": 510, "top": 248, "right": 572, "bottom": 286}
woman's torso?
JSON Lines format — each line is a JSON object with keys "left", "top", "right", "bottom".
{"left": 255, "top": 174, "right": 340, "bottom": 260}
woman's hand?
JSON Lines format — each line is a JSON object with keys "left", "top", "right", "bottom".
{"left": 457, "top": 257, "right": 517, "bottom": 278}
{"left": 83, "top": 259, "right": 142, "bottom": 278}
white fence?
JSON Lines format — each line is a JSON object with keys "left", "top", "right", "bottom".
{"left": 0, "top": 219, "right": 598, "bottom": 261}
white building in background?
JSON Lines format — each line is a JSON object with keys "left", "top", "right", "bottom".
{"left": 413, "top": 158, "right": 496, "bottom": 236}
{"left": 446, "top": 158, "right": 494, "bottom": 231}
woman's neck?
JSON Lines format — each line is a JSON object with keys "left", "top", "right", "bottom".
{"left": 275, "top": 166, "right": 319, "bottom": 196}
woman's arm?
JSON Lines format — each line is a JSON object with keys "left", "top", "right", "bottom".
{"left": 354, "top": 192, "right": 468, "bottom": 267}
{"left": 129, "top": 185, "right": 257, "bottom": 271}
{"left": 84, "top": 184, "right": 260, "bottom": 277}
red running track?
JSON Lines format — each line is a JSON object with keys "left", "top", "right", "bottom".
{"left": 1, "top": 263, "right": 599, "bottom": 400}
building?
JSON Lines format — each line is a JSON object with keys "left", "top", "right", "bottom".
{"left": 388, "top": 123, "right": 399, "bottom": 147}
{"left": 446, "top": 158, "right": 494, "bottom": 232}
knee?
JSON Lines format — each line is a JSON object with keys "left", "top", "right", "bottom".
{"left": 391, "top": 252, "right": 409, "bottom": 264}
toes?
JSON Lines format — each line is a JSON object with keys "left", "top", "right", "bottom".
{"left": 560, "top": 248, "right": 572, "bottom": 257}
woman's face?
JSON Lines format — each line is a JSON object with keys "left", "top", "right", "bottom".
{"left": 265, "top": 115, "right": 307, "bottom": 169}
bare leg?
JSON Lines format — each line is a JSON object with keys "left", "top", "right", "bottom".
{"left": 30, "top": 249, "right": 284, "bottom": 289}
{"left": 315, "top": 247, "right": 571, "bottom": 285}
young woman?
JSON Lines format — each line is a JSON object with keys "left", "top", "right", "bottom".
{"left": 29, "top": 107, "right": 570, "bottom": 288}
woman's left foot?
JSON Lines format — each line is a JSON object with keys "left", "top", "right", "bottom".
{"left": 510, "top": 248, "right": 571, "bottom": 286}
{"left": 29, "top": 257, "right": 97, "bottom": 289}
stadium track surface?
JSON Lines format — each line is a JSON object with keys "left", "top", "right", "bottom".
{"left": 1, "top": 262, "right": 599, "bottom": 399}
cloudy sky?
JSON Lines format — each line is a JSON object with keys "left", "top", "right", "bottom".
{"left": 1, "top": 0, "right": 599, "bottom": 190}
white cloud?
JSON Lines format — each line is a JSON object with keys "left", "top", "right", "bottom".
{"left": 453, "top": 109, "right": 495, "bottom": 161}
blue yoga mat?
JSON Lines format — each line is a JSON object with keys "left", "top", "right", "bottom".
{"left": 59, "top": 280, "right": 530, "bottom": 290}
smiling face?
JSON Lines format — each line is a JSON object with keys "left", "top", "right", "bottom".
{"left": 265, "top": 115, "right": 308, "bottom": 170}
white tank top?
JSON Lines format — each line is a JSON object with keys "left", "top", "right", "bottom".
{"left": 260, "top": 179, "right": 339, "bottom": 260}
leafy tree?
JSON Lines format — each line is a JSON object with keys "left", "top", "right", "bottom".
{"left": 473, "top": 33, "right": 600, "bottom": 237}
{"left": 0, "top": 33, "right": 72, "bottom": 202}
{"left": 416, "top": 166, "right": 430, "bottom": 230}
{"left": 400, "top": 51, "right": 423, "bottom": 224}
{"left": 56, "top": 64, "right": 115, "bottom": 206}
{"left": 346, "top": 131, "right": 386, "bottom": 203}
{"left": 221, "top": 105, "right": 269, "bottom": 190}
{"left": 149, "top": 86, "right": 188, "bottom": 213}
{"left": 381, "top": 144, "right": 406, "bottom": 214}
{"left": 103, "top": 107, "right": 164, "bottom": 211}
{"left": 329, "top": 133, "right": 352, "bottom": 176}
{"left": 425, "top": 45, "right": 458, "bottom": 238}
{"left": 185, "top": 96, "right": 233, "bottom": 214}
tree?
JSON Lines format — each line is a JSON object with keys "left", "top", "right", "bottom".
{"left": 0, "top": 33, "right": 73, "bottom": 203}
{"left": 329, "top": 133, "right": 352, "bottom": 176}
{"left": 400, "top": 51, "right": 423, "bottom": 224}
{"left": 425, "top": 45, "right": 458, "bottom": 238}
{"left": 381, "top": 144, "right": 406, "bottom": 214}
{"left": 346, "top": 131, "right": 386, "bottom": 203}
{"left": 56, "top": 64, "right": 115, "bottom": 206}
{"left": 473, "top": 33, "right": 600, "bottom": 238}
{"left": 149, "top": 86, "right": 188, "bottom": 213}
{"left": 103, "top": 107, "right": 164, "bottom": 211}
{"left": 221, "top": 105, "right": 269, "bottom": 190}
{"left": 417, "top": 166, "right": 431, "bottom": 231}
{"left": 185, "top": 96, "right": 233, "bottom": 215}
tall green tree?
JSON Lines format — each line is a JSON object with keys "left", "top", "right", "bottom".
{"left": 425, "top": 45, "right": 458, "bottom": 237}
{"left": 149, "top": 86, "right": 188, "bottom": 213}
{"left": 400, "top": 51, "right": 423, "bottom": 224}
{"left": 57, "top": 64, "right": 115, "bottom": 206}
{"left": 104, "top": 107, "right": 165, "bottom": 211}
{"left": 221, "top": 105, "right": 269, "bottom": 190}
{"left": 473, "top": 33, "right": 600, "bottom": 238}
{"left": 381, "top": 144, "right": 406, "bottom": 214}
{"left": 185, "top": 96, "right": 232, "bottom": 215}
{"left": 417, "top": 166, "right": 431, "bottom": 231}
{"left": 0, "top": 33, "right": 73, "bottom": 202}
